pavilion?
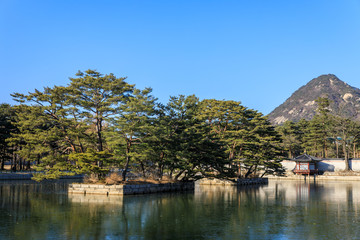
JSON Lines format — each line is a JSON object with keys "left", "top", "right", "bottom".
{"left": 293, "top": 154, "right": 321, "bottom": 175}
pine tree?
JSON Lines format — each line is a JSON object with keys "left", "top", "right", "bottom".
{"left": 301, "top": 97, "right": 334, "bottom": 158}
{"left": 276, "top": 121, "right": 303, "bottom": 159}
{"left": 68, "top": 70, "right": 134, "bottom": 161}
{"left": 198, "top": 99, "right": 284, "bottom": 178}
{"left": 334, "top": 116, "right": 357, "bottom": 170}
{"left": 243, "top": 112, "right": 284, "bottom": 177}
{"left": 9, "top": 94, "right": 82, "bottom": 180}
{"left": 0, "top": 104, "right": 16, "bottom": 170}
{"left": 106, "top": 88, "right": 157, "bottom": 181}
{"left": 10, "top": 70, "right": 134, "bottom": 180}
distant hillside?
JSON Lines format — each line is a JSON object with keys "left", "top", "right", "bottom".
{"left": 267, "top": 74, "right": 360, "bottom": 125}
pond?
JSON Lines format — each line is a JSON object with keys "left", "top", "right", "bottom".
{"left": 1, "top": 179, "right": 360, "bottom": 239}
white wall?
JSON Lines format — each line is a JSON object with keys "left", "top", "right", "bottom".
{"left": 282, "top": 160, "right": 296, "bottom": 171}
{"left": 350, "top": 160, "right": 360, "bottom": 171}
{"left": 282, "top": 159, "right": 360, "bottom": 172}
{"left": 318, "top": 160, "right": 344, "bottom": 172}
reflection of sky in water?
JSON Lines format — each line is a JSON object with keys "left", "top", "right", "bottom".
{"left": 1, "top": 180, "right": 360, "bottom": 239}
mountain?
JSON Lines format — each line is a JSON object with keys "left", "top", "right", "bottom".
{"left": 267, "top": 74, "right": 360, "bottom": 125}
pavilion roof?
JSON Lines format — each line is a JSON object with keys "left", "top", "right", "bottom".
{"left": 293, "top": 154, "right": 322, "bottom": 162}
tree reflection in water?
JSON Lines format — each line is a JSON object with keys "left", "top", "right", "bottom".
{"left": 1, "top": 180, "right": 360, "bottom": 239}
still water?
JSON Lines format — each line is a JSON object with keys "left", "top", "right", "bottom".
{"left": 1, "top": 180, "right": 360, "bottom": 240}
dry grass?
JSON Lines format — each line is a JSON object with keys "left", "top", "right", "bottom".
{"left": 105, "top": 172, "right": 123, "bottom": 185}
{"left": 84, "top": 174, "right": 101, "bottom": 184}
{"left": 83, "top": 172, "right": 179, "bottom": 185}
{"left": 133, "top": 176, "right": 177, "bottom": 184}
{"left": 103, "top": 174, "right": 177, "bottom": 185}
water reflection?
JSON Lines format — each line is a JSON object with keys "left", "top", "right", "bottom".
{"left": 1, "top": 180, "right": 360, "bottom": 239}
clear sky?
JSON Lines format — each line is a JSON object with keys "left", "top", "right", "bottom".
{"left": 1, "top": 0, "right": 360, "bottom": 115}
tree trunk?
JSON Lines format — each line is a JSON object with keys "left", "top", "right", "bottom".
{"left": 0, "top": 147, "right": 5, "bottom": 170}
{"left": 0, "top": 159, "right": 4, "bottom": 171}
{"left": 19, "top": 158, "right": 23, "bottom": 171}
{"left": 169, "top": 169, "right": 174, "bottom": 179}
{"left": 12, "top": 158, "right": 17, "bottom": 172}
{"left": 140, "top": 161, "right": 146, "bottom": 178}
{"left": 244, "top": 165, "right": 254, "bottom": 178}
{"left": 288, "top": 145, "right": 292, "bottom": 159}
{"left": 175, "top": 169, "right": 185, "bottom": 181}
{"left": 26, "top": 160, "right": 31, "bottom": 170}
{"left": 96, "top": 118, "right": 103, "bottom": 167}
{"left": 122, "top": 155, "right": 130, "bottom": 181}
{"left": 253, "top": 165, "right": 258, "bottom": 177}
{"left": 0, "top": 148, "right": 4, "bottom": 170}
{"left": 96, "top": 116, "right": 103, "bottom": 152}
{"left": 354, "top": 143, "right": 356, "bottom": 159}
{"left": 324, "top": 139, "right": 328, "bottom": 158}
{"left": 237, "top": 162, "right": 241, "bottom": 178}
{"left": 158, "top": 151, "right": 164, "bottom": 180}
{"left": 122, "top": 141, "right": 131, "bottom": 181}
{"left": 11, "top": 151, "right": 16, "bottom": 172}
{"left": 343, "top": 141, "right": 350, "bottom": 171}
{"left": 260, "top": 168, "right": 267, "bottom": 178}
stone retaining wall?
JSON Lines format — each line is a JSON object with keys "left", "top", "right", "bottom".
{"left": 196, "top": 178, "right": 268, "bottom": 186}
{"left": 68, "top": 182, "right": 195, "bottom": 195}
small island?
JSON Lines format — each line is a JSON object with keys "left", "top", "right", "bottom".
{"left": 0, "top": 70, "right": 284, "bottom": 187}
{"left": 2, "top": 72, "right": 360, "bottom": 192}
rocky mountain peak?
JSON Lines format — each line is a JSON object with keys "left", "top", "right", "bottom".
{"left": 267, "top": 74, "right": 360, "bottom": 125}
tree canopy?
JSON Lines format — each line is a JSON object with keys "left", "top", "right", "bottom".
{"left": 3, "top": 69, "right": 285, "bottom": 181}
{"left": 277, "top": 97, "right": 360, "bottom": 171}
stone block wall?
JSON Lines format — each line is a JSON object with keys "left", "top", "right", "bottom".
{"left": 196, "top": 178, "right": 268, "bottom": 186}
{"left": 68, "top": 182, "right": 195, "bottom": 195}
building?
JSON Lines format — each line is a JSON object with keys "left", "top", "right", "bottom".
{"left": 292, "top": 154, "right": 321, "bottom": 175}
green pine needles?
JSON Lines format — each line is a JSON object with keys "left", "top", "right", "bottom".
{"left": 5, "top": 70, "right": 285, "bottom": 181}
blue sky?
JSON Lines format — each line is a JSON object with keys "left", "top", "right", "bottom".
{"left": 1, "top": 1, "right": 360, "bottom": 115}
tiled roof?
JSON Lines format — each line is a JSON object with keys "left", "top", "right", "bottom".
{"left": 293, "top": 154, "right": 322, "bottom": 162}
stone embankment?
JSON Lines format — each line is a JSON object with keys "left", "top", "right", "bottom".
{"left": 197, "top": 178, "right": 268, "bottom": 186}
{"left": 68, "top": 178, "right": 268, "bottom": 196}
{"left": 68, "top": 182, "right": 195, "bottom": 195}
